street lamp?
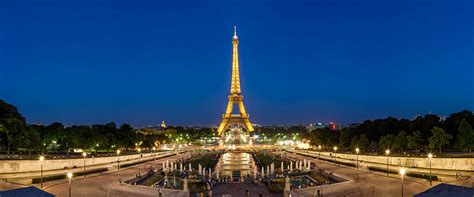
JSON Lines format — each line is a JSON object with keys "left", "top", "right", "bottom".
{"left": 67, "top": 172, "right": 73, "bottom": 197}
{"left": 152, "top": 147, "right": 156, "bottom": 164}
{"left": 116, "top": 150, "right": 121, "bottom": 171}
{"left": 428, "top": 153, "right": 433, "bottom": 186}
{"left": 385, "top": 149, "right": 391, "bottom": 176}
{"left": 399, "top": 168, "right": 406, "bottom": 197}
{"left": 138, "top": 148, "right": 142, "bottom": 169}
{"left": 318, "top": 145, "right": 322, "bottom": 159}
{"left": 355, "top": 148, "right": 360, "bottom": 170}
{"left": 333, "top": 146, "right": 338, "bottom": 163}
{"left": 39, "top": 156, "right": 44, "bottom": 189}
{"left": 82, "top": 152, "right": 87, "bottom": 178}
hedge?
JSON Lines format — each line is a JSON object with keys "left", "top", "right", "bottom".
{"left": 297, "top": 152, "right": 356, "bottom": 167}
{"left": 318, "top": 157, "right": 356, "bottom": 167}
{"left": 32, "top": 168, "right": 108, "bottom": 184}
{"left": 120, "top": 153, "right": 175, "bottom": 168}
{"left": 120, "top": 158, "right": 155, "bottom": 168}
{"left": 367, "top": 166, "right": 438, "bottom": 181}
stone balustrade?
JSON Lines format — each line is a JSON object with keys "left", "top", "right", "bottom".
{"left": 0, "top": 152, "right": 173, "bottom": 174}
{"left": 297, "top": 150, "right": 474, "bottom": 171}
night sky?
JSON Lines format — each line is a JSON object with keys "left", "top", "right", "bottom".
{"left": 0, "top": 0, "right": 473, "bottom": 126}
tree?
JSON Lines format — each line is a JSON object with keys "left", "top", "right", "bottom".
{"left": 394, "top": 130, "right": 408, "bottom": 152}
{"left": 443, "top": 110, "right": 473, "bottom": 146}
{"left": 350, "top": 134, "right": 369, "bottom": 151}
{"left": 350, "top": 135, "right": 359, "bottom": 149}
{"left": 456, "top": 119, "right": 474, "bottom": 152}
{"left": 369, "top": 141, "right": 378, "bottom": 152}
{"left": 407, "top": 131, "right": 424, "bottom": 152}
{"left": 338, "top": 128, "right": 352, "bottom": 148}
{"left": 16, "top": 126, "right": 41, "bottom": 158}
{"left": 1, "top": 119, "right": 25, "bottom": 155}
{"left": 428, "top": 127, "right": 452, "bottom": 153}
{"left": 358, "top": 134, "right": 370, "bottom": 151}
{"left": 309, "top": 128, "right": 338, "bottom": 147}
{"left": 45, "top": 122, "right": 65, "bottom": 151}
{"left": 0, "top": 100, "right": 27, "bottom": 155}
{"left": 411, "top": 115, "right": 442, "bottom": 140}
{"left": 118, "top": 124, "right": 136, "bottom": 149}
{"left": 140, "top": 134, "right": 155, "bottom": 149}
{"left": 378, "top": 134, "right": 396, "bottom": 150}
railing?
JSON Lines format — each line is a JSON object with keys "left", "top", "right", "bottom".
{"left": 222, "top": 114, "right": 250, "bottom": 118}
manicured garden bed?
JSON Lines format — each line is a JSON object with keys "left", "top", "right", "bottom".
{"left": 296, "top": 152, "right": 356, "bottom": 167}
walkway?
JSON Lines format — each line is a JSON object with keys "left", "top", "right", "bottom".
{"left": 43, "top": 153, "right": 190, "bottom": 197}
{"left": 212, "top": 183, "right": 279, "bottom": 197}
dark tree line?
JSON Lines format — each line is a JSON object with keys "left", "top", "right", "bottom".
{"left": 0, "top": 100, "right": 171, "bottom": 157}
{"left": 303, "top": 111, "right": 474, "bottom": 154}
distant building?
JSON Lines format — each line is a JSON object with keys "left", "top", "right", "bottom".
{"left": 315, "top": 122, "right": 328, "bottom": 129}
{"left": 161, "top": 120, "right": 167, "bottom": 128}
{"left": 439, "top": 115, "right": 447, "bottom": 121}
{"left": 305, "top": 123, "right": 316, "bottom": 131}
{"left": 329, "top": 122, "right": 337, "bottom": 130}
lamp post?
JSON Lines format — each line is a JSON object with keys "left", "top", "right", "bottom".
{"left": 399, "top": 168, "right": 406, "bottom": 197}
{"left": 153, "top": 147, "right": 157, "bottom": 163}
{"left": 39, "top": 156, "right": 44, "bottom": 189}
{"left": 116, "top": 150, "right": 121, "bottom": 171}
{"left": 355, "top": 148, "right": 360, "bottom": 170}
{"left": 82, "top": 152, "right": 87, "bottom": 178}
{"left": 318, "top": 145, "right": 322, "bottom": 159}
{"left": 138, "top": 148, "right": 142, "bottom": 169}
{"left": 67, "top": 172, "right": 73, "bottom": 197}
{"left": 333, "top": 146, "right": 338, "bottom": 163}
{"left": 385, "top": 149, "right": 390, "bottom": 176}
{"left": 428, "top": 153, "right": 433, "bottom": 186}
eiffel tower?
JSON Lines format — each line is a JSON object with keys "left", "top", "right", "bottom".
{"left": 217, "top": 26, "right": 254, "bottom": 136}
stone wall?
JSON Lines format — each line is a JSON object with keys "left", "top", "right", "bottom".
{"left": 298, "top": 150, "right": 474, "bottom": 171}
{"left": 0, "top": 152, "right": 173, "bottom": 174}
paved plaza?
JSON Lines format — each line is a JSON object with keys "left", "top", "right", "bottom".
{"left": 43, "top": 153, "right": 189, "bottom": 197}
{"left": 1, "top": 149, "right": 472, "bottom": 197}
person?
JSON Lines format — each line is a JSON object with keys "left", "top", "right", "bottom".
{"left": 246, "top": 189, "right": 249, "bottom": 197}
{"left": 158, "top": 189, "right": 162, "bottom": 197}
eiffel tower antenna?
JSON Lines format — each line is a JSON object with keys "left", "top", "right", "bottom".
{"left": 233, "top": 26, "right": 237, "bottom": 38}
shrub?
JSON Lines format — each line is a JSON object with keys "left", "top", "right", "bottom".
{"left": 31, "top": 168, "right": 108, "bottom": 184}
{"left": 121, "top": 153, "right": 175, "bottom": 168}
{"left": 297, "top": 152, "right": 356, "bottom": 167}
{"left": 367, "top": 166, "right": 438, "bottom": 181}
{"left": 267, "top": 183, "right": 285, "bottom": 193}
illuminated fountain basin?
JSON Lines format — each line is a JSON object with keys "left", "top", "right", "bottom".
{"left": 216, "top": 152, "right": 256, "bottom": 180}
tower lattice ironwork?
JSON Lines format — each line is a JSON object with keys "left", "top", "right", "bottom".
{"left": 217, "top": 26, "right": 254, "bottom": 135}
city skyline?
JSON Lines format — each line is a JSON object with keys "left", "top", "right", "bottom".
{"left": 1, "top": 1, "right": 472, "bottom": 126}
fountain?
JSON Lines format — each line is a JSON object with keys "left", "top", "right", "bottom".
{"left": 216, "top": 152, "right": 256, "bottom": 182}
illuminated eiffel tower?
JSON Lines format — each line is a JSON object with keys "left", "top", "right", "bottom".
{"left": 217, "top": 26, "right": 254, "bottom": 136}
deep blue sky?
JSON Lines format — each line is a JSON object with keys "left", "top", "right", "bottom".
{"left": 0, "top": 0, "right": 473, "bottom": 126}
